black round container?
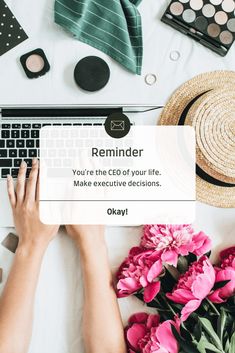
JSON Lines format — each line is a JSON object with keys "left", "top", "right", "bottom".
{"left": 74, "top": 56, "right": 110, "bottom": 92}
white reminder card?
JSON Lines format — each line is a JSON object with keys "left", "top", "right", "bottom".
{"left": 39, "top": 126, "right": 195, "bottom": 225}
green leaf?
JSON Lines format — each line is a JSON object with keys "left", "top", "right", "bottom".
{"left": 171, "top": 302, "right": 183, "bottom": 311}
{"left": 190, "top": 312, "right": 202, "bottom": 321}
{"left": 224, "top": 338, "right": 230, "bottom": 353}
{"left": 198, "top": 317, "right": 223, "bottom": 351}
{"left": 134, "top": 292, "right": 144, "bottom": 301}
{"left": 181, "top": 325, "right": 194, "bottom": 342}
{"left": 223, "top": 330, "right": 231, "bottom": 353}
{"left": 217, "top": 308, "right": 227, "bottom": 342}
{"left": 171, "top": 325, "right": 201, "bottom": 353}
{"left": 194, "top": 322, "right": 202, "bottom": 342}
{"left": 220, "top": 311, "right": 235, "bottom": 344}
{"left": 229, "top": 331, "right": 235, "bottom": 353}
{"left": 213, "top": 280, "right": 231, "bottom": 291}
{"left": 177, "top": 256, "right": 188, "bottom": 273}
{"left": 197, "top": 335, "right": 223, "bottom": 353}
{"left": 171, "top": 324, "right": 182, "bottom": 340}
{"left": 180, "top": 342, "right": 201, "bottom": 353}
{"left": 160, "top": 267, "right": 177, "bottom": 292}
{"left": 186, "top": 253, "right": 197, "bottom": 264}
{"left": 223, "top": 305, "right": 235, "bottom": 314}
{"left": 205, "top": 250, "right": 212, "bottom": 258}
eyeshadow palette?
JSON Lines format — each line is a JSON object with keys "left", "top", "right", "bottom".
{"left": 0, "top": 0, "right": 28, "bottom": 56}
{"left": 1, "top": 233, "right": 19, "bottom": 253}
{"left": 161, "top": 0, "right": 235, "bottom": 56}
{"left": 20, "top": 48, "right": 50, "bottom": 79}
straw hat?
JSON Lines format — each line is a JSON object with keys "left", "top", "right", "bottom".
{"left": 159, "top": 71, "right": 235, "bottom": 208}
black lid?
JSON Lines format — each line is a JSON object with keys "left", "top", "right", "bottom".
{"left": 74, "top": 56, "right": 110, "bottom": 92}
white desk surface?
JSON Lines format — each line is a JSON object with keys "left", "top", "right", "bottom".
{"left": 0, "top": 1, "right": 235, "bottom": 353}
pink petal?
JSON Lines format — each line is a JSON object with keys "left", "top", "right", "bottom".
{"left": 166, "top": 289, "right": 195, "bottom": 304}
{"left": 117, "top": 278, "right": 140, "bottom": 292}
{"left": 161, "top": 250, "right": 178, "bottom": 267}
{"left": 126, "top": 323, "right": 147, "bottom": 351}
{"left": 203, "top": 258, "right": 216, "bottom": 284}
{"left": 215, "top": 268, "right": 235, "bottom": 296}
{"left": 156, "top": 321, "right": 179, "bottom": 353}
{"left": 140, "top": 275, "right": 148, "bottom": 288}
{"left": 149, "top": 251, "right": 161, "bottom": 262}
{"left": 208, "top": 268, "right": 235, "bottom": 302}
{"left": 179, "top": 244, "right": 193, "bottom": 256}
{"left": 207, "top": 291, "right": 225, "bottom": 303}
{"left": 181, "top": 299, "right": 201, "bottom": 321}
{"left": 128, "top": 313, "right": 149, "bottom": 325}
{"left": 220, "top": 246, "right": 235, "bottom": 260}
{"left": 192, "top": 232, "right": 212, "bottom": 256}
{"left": 129, "top": 246, "right": 144, "bottom": 256}
{"left": 146, "top": 314, "right": 160, "bottom": 329}
{"left": 147, "top": 260, "right": 162, "bottom": 283}
{"left": 174, "top": 316, "right": 181, "bottom": 330}
{"left": 192, "top": 271, "right": 215, "bottom": 300}
{"left": 144, "top": 281, "right": 161, "bottom": 303}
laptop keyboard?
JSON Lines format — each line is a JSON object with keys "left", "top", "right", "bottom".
{"left": 0, "top": 121, "right": 103, "bottom": 178}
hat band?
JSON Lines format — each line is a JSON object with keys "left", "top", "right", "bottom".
{"left": 178, "top": 92, "right": 235, "bottom": 188}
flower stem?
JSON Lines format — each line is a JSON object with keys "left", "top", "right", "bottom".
{"left": 205, "top": 298, "right": 220, "bottom": 316}
{"left": 159, "top": 292, "right": 177, "bottom": 316}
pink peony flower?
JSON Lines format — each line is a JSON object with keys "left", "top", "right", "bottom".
{"left": 116, "top": 247, "right": 163, "bottom": 303}
{"left": 208, "top": 246, "right": 235, "bottom": 303}
{"left": 126, "top": 312, "right": 180, "bottom": 353}
{"left": 191, "top": 231, "right": 212, "bottom": 256}
{"left": 141, "top": 225, "right": 211, "bottom": 267}
{"left": 220, "top": 246, "right": 235, "bottom": 269}
{"left": 166, "top": 256, "right": 215, "bottom": 321}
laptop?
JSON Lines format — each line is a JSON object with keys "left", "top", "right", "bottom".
{"left": 0, "top": 104, "right": 162, "bottom": 227}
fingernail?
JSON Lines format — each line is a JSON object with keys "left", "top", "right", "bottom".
{"left": 7, "top": 174, "right": 11, "bottom": 181}
{"left": 20, "top": 161, "right": 26, "bottom": 168}
{"left": 32, "top": 158, "right": 37, "bottom": 165}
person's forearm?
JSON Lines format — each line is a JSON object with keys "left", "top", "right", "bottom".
{"left": 78, "top": 235, "right": 127, "bottom": 353}
{"left": 0, "top": 243, "right": 46, "bottom": 353}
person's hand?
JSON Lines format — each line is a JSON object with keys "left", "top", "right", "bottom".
{"left": 65, "top": 225, "right": 105, "bottom": 248}
{"left": 7, "top": 159, "right": 59, "bottom": 252}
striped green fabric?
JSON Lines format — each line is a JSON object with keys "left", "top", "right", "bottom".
{"left": 54, "top": 0, "right": 143, "bottom": 75}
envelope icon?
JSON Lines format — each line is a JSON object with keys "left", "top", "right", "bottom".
{"left": 111, "top": 120, "right": 125, "bottom": 131}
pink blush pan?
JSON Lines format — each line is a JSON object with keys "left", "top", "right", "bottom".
{"left": 25, "top": 54, "right": 45, "bottom": 73}
{"left": 20, "top": 48, "right": 50, "bottom": 78}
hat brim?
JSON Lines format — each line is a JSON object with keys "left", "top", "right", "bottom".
{"left": 159, "top": 71, "right": 235, "bottom": 208}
